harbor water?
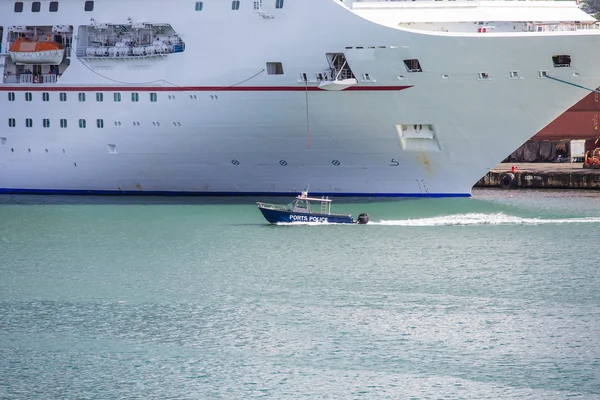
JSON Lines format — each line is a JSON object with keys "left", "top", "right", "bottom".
{"left": 1, "top": 189, "right": 600, "bottom": 398}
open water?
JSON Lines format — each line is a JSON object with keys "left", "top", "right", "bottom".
{"left": 1, "top": 189, "right": 600, "bottom": 399}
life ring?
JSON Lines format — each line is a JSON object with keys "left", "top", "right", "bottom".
{"left": 499, "top": 172, "right": 517, "bottom": 189}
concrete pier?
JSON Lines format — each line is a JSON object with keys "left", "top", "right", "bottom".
{"left": 475, "top": 163, "right": 600, "bottom": 189}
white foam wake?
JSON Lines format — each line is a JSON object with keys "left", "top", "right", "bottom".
{"left": 374, "top": 213, "right": 600, "bottom": 227}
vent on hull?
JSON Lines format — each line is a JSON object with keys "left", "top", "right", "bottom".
{"left": 396, "top": 124, "right": 441, "bottom": 152}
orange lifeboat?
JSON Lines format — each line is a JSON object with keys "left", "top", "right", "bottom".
{"left": 9, "top": 36, "right": 65, "bottom": 65}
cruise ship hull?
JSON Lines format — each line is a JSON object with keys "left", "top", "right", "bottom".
{"left": 1, "top": 0, "right": 600, "bottom": 196}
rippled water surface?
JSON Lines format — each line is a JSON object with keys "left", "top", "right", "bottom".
{"left": 1, "top": 189, "right": 600, "bottom": 399}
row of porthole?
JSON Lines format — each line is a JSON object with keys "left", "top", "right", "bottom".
{"left": 112, "top": 122, "right": 182, "bottom": 126}
{"left": 10, "top": 148, "right": 67, "bottom": 153}
{"left": 166, "top": 95, "right": 215, "bottom": 100}
{"left": 7, "top": 93, "right": 217, "bottom": 102}
{"left": 231, "top": 159, "right": 341, "bottom": 166}
{"left": 396, "top": 70, "right": 574, "bottom": 80}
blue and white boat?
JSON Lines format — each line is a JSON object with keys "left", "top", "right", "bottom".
{"left": 256, "top": 188, "right": 369, "bottom": 225}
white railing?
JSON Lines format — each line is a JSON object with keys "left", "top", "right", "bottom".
{"left": 19, "top": 74, "right": 33, "bottom": 84}
{"left": 17, "top": 73, "right": 57, "bottom": 84}
{"left": 532, "top": 23, "right": 600, "bottom": 32}
{"left": 42, "top": 74, "right": 57, "bottom": 83}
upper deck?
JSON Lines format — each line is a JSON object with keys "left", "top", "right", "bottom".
{"left": 347, "top": 0, "right": 597, "bottom": 33}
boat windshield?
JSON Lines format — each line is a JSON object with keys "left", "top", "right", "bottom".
{"left": 291, "top": 199, "right": 310, "bottom": 212}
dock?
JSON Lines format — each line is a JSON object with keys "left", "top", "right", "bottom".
{"left": 475, "top": 163, "right": 600, "bottom": 189}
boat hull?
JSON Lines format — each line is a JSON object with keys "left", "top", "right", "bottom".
{"left": 10, "top": 49, "right": 65, "bottom": 65}
{"left": 258, "top": 207, "right": 353, "bottom": 224}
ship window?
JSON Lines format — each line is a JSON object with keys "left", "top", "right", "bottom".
{"left": 478, "top": 72, "right": 490, "bottom": 80}
{"left": 79, "top": 119, "right": 86, "bottom": 128}
{"left": 8, "top": 92, "right": 15, "bottom": 101}
{"left": 96, "top": 93, "right": 103, "bottom": 102}
{"left": 232, "top": 0, "right": 240, "bottom": 10}
{"left": 84, "top": 1, "right": 94, "bottom": 11}
{"left": 42, "top": 92, "right": 50, "bottom": 102}
{"left": 131, "top": 93, "right": 139, "bottom": 102}
{"left": 60, "top": 92, "right": 67, "bottom": 101}
{"left": 14, "top": 2, "right": 23, "bottom": 12}
{"left": 195, "top": 1, "right": 203, "bottom": 11}
{"left": 43, "top": 119, "right": 50, "bottom": 128}
{"left": 275, "top": 0, "right": 284, "bottom": 9}
{"left": 403, "top": 59, "right": 422, "bottom": 72}
{"left": 78, "top": 93, "right": 86, "bottom": 102}
{"left": 32, "top": 1, "right": 41, "bottom": 12}
{"left": 552, "top": 55, "right": 571, "bottom": 68}
{"left": 114, "top": 93, "right": 121, "bottom": 102}
{"left": 266, "top": 62, "right": 284, "bottom": 75}
{"left": 26, "top": 118, "right": 33, "bottom": 128}
{"left": 25, "top": 92, "right": 32, "bottom": 101}
{"left": 97, "top": 119, "right": 104, "bottom": 128}
{"left": 150, "top": 93, "right": 157, "bottom": 102}
{"left": 49, "top": 1, "right": 58, "bottom": 11}
{"left": 60, "top": 119, "right": 67, "bottom": 128}
{"left": 509, "top": 70, "right": 520, "bottom": 79}
{"left": 8, "top": 118, "right": 16, "bottom": 127}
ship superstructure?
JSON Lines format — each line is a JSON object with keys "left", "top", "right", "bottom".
{"left": 1, "top": 0, "right": 599, "bottom": 196}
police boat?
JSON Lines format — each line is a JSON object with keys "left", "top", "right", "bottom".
{"left": 256, "top": 187, "right": 369, "bottom": 225}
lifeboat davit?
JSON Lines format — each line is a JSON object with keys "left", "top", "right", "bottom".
{"left": 9, "top": 36, "right": 65, "bottom": 65}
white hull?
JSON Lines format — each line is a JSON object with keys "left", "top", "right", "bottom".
{"left": 1, "top": 0, "right": 600, "bottom": 196}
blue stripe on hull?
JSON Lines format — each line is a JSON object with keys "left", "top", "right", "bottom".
{"left": 0, "top": 188, "right": 472, "bottom": 198}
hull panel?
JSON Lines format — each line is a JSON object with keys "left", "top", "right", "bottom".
{"left": 258, "top": 207, "right": 354, "bottom": 224}
{"left": 1, "top": 0, "right": 600, "bottom": 196}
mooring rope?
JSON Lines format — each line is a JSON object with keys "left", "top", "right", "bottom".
{"left": 545, "top": 75, "right": 600, "bottom": 95}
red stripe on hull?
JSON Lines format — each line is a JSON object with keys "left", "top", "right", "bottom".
{"left": 0, "top": 85, "right": 412, "bottom": 92}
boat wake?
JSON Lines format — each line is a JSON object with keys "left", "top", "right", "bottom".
{"left": 374, "top": 213, "right": 600, "bottom": 226}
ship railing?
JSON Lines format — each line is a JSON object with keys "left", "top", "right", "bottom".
{"left": 531, "top": 23, "right": 599, "bottom": 32}
{"left": 20, "top": 74, "right": 33, "bottom": 84}
{"left": 17, "top": 74, "right": 57, "bottom": 84}
{"left": 326, "top": 68, "right": 354, "bottom": 81}
{"left": 77, "top": 45, "right": 184, "bottom": 59}
{"left": 41, "top": 74, "right": 57, "bottom": 83}
{"left": 75, "top": 47, "right": 87, "bottom": 58}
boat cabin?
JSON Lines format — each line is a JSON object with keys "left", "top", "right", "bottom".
{"left": 290, "top": 190, "right": 332, "bottom": 214}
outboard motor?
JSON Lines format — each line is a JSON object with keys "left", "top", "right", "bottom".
{"left": 357, "top": 213, "right": 369, "bottom": 224}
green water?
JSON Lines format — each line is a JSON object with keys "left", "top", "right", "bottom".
{"left": 1, "top": 189, "right": 600, "bottom": 398}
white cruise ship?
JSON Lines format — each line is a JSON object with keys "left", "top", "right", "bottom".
{"left": 0, "top": 0, "right": 599, "bottom": 196}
